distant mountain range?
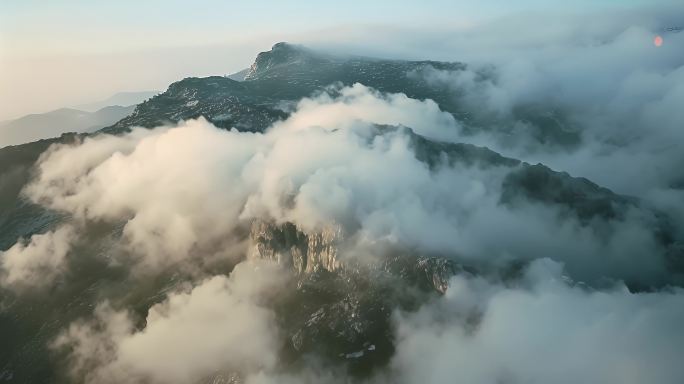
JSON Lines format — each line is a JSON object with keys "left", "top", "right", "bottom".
{"left": 0, "top": 91, "right": 158, "bottom": 148}
{"left": 0, "top": 106, "right": 134, "bottom": 148}
{"left": 72, "top": 90, "right": 159, "bottom": 112}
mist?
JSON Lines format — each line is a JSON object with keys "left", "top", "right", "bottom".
{"left": 4, "top": 81, "right": 681, "bottom": 381}
{"left": 17, "top": 85, "right": 679, "bottom": 287}
{"left": 2, "top": 2, "right": 684, "bottom": 383}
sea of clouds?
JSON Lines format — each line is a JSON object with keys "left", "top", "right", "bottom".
{"left": 1, "top": 4, "right": 684, "bottom": 383}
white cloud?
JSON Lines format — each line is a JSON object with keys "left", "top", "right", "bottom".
{"left": 240, "top": 259, "right": 684, "bottom": 384}
{"left": 0, "top": 224, "right": 75, "bottom": 290}
{"left": 279, "top": 83, "right": 462, "bottom": 142}
{"left": 407, "top": 19, "right": 684, "bottom": 209}
{"left": 22, "top": 85, "right": 672, "bottom": 286}
{"left": 24, "top": 123, "right": 261, "bottom": 273}
{"left": 387, "top": 259, "right": 684, "bottom": 384}
{"left": 4, "top": 5, "right": 683, "bottom": 383}
{"left": 53, "top": 260, "right": 288, "bottom": 384}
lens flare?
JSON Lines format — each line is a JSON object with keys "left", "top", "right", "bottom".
{"left": 654, "top": 35, "right": 663, "bottom": 47}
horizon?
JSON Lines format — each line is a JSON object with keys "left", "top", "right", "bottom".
{"left": 1, "top": 0, "right": 677, "bottom": 120}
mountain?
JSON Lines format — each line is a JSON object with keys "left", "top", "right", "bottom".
{"left": 101, "top": 43, "right": 578, "bottom": 148}
{"left": 226, "top": 68, "right": 249, "bottom": 81}
{"left": 0, "top": 105, "right": 134, "bottom": 148}
{"left": 0, "top": 42, "right": 682, "bottom": 383}
{"left": 73, "top": 90, "right": 159, "bottom": 112}
{"left": 102, "top": 42, "right": 466, "bottom": 134}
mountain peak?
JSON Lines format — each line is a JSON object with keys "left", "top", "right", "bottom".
{"left": 245, "top": 42, "right": 320, "bottom": 80}
{"left": 271, "top": 41, "right": 296, "bottom": 50}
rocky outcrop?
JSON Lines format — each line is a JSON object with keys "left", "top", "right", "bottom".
{"left": 99, "top": 42, "right": 468, "bottom": 135}
{"left": 247, "top": 220, "right": 470, "bottom": 295}
{"left": 244, "top": 42, "right": 326, "bottom": 81}
{"left": 248, "top": 221, "right": 342, "bottom": 274}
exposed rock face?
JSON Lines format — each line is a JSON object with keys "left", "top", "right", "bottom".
{"left": 246, "top": 218, "right": 476, "bottom": 376}
{"left": 415, "top": 257, "right": 461, "bottom": 294}
{"left": 249, "top": 221, "right": 342, "bottom": 274}
{"left": 247, "top": 219, "right": 468, "bottom": 294}
{"left": 245, "top": 42, "right": 324, "bottom": 81}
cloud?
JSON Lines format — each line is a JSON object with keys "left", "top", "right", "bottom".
{"left": 240, "top": 259, "right": 684, "bottom": 384}
{"left": 21, "top": 84, "right": 675, "bottom": 286}
{"left": 386, "top": 258, "right": 684, "bottom": 384}
{"left": 241, "top": 259, "right": 684, "bottom": 384}
{"left": 53, "top": 260, "right": 289, "bottom": 384}
{"left": 3, "top": 4, "right": 684, "bottom": 384}
{"left": 24, "top": 124, "right": 260, "bottom": 273}
{"left": 279, "top": 83, "right": 462, "bottom": 142}
{"left": 402, "top": 13, "right": 684, "bottom": 211}
{"left": 10, "top": 6, "right": 684, "bottom": 381}
{"left": 0, "top": 224, "right": 75, "bottom": 290}
{"left": 23, "top": 84, "right": 467, "bottom": 276}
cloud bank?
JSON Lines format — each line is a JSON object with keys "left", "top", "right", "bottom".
{"left": 386, "top": 259, "right": 684, "bottom": 384}
{"left": 399, "top": 10, "right": 684, "bottom": 209}
{"left": 243, "top": 260, "right": 684, "bottom": 384}
{"left": 0, "top": 224, "right": 75, "bottom": 290}
{"left": 53, "top": 261, "right": 288, "bottom": 384}
{"left": 4, "top": 7, "right": 684, "bottom": 380}
{"left": 16, "top": 84, "right": 675, "bottom": 288}
{"left": 6, "top": 83, "right": 679, "bottom": 383}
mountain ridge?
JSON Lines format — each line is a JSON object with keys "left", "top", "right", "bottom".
{"left": 0, "top": 41, "right": 682, "bottom": 383}
{"left": 0, "top": 105, "right": 134, "bottom": 149}
{"left": 73, "top": 90, "right": 159, "bottom": 112}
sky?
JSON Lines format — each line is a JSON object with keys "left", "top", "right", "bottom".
{"left": 0, "top": 0, "right": 674, "bottom": 120}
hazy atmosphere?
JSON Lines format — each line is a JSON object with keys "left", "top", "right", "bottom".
{"left": 1, "top": 1, "right": 683, "bottom": 383}
{"left": 1, "top": 0, "right": 675, "bottom": 120}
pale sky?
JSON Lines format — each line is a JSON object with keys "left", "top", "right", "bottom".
{"left": 0, "top": 0, "right": 673, "bottom": 120}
